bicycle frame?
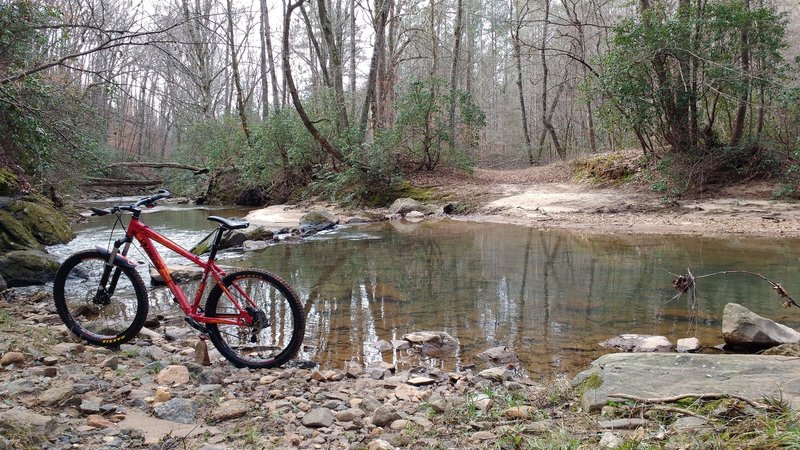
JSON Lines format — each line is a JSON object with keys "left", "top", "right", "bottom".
{"left": 114, "top": 215, "right": 255, "bottom": 327}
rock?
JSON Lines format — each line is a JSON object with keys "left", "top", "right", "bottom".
{"left": 478, "top": 367, "right": 511, "bottom": 381}
{"left": 0, "top": 351, "right": 25, "bottom": 366}
{"left": 153, "top": 387, "right": 172, "bottom": 403}
{"left": 372, "top": 340, "right": 393, "bottom": 352}
{"left": 599, "top": 334, "right": 673, "bottom": 352}
{"left": 0, "top": 209, "right": 41, "bottom": 251}
{"left": 195, "top": 340, "right": 211, "bottom": 366}
{"left": 301, "top": 407, "right": 335, "bottom": 428}
{"left": 676, "top": 337, "right": 702, "bottom": 353}
{"left": 38, "top": 384, "right": 74, "bottom": 406}
{"left": 0, "top": 273, "right": 6, "bottom": 291}
{"left": 86, "top": 414, "right": 115, "bottom": 429}
{"left": 402, "top": 331, "right": 460, "bottom": 357}
{"left": 599, "top": 431, "right": 624, "bottom": 448}
{"left": 149, "top": 265, "right": 205, "bottom": 286}
{"left": 763, "top": 343, "right": 800, "bottom": 356}
{"left": 299, "top": 209, "right": 339, "bottom": 234}
{"left": 157, "top": 365, "right": 191, "bottom": 385}
{"left": 426, "top": 393, "right": 448, "bottom": 413}
{"left": 191, "top": 229, "right": 248, "bottom": 255}
{"left": 101, "top": 355, "right": 119, "bottom": 369}
{"left": 573, "top": 353, "right": 800, "bottom": 411}
{"left": 211, "top": 400, "right": 249, "bottom": 422}
{"left": 242, "top": 240, "right": 270, "bottom": 252}
{"left": 476, "top": 346, "right": 520, "bottom": 365}
{"left": 671, "top": 416, "right": 711, "bottom": 432}
{"left": 407, "top": 376, "right": 435, "bottom": 386}
{"left": 245, "top": 226, "right": 274, "bottom": 241}
{"left": 367, "top": 440, "right": 395, "bottom": 450}
{"left": 0, "top": 406, "right": 56, "bottom": 435}
{"left": 503, "top": 406, "right": 536, "bottom": 419}
{"left": 6, "top": 196, "right": 75, "bottom": 246}
{"left": 722, "top": 303, "right": 800, "bottom": 349}
{"left": 0, "top": 249, "right": 60, "bottom": 287}
{"left": 153, "top": 398, "right": 198, "bottom": 424}
{"left": 335, "top": 408, "right": 364, "bottom": 422}
{"left": 80, "top": 396, "right": 102, "bottom": 414}
{"left": 371, "top": 405, "right": 401, "bottom": 427}
{"left": 388, "top": 198, "right": 433, "bottom": 216}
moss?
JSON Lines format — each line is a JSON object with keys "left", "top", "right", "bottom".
{"left": 0, "top": 168, "right": 19, "bottom": 195}
{"left": 0, "top": 209, "right": 42, "bottom": 251}
{"left": 8, "top": 196, "right": 75, "bottom": 245}
{"left": 574, "top": 372, "right": 603, "bottom": 397}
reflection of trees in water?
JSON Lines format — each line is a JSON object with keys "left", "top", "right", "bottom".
{"left": 234, "top": 222, "right": 800, "bottom": 376}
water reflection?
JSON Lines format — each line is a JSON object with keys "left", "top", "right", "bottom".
{"left": 55, "top": 208, "right": 800, "bottom": 378}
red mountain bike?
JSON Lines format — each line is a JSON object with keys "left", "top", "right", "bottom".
{"left": 52, "top": 190, "right": 305, "bottom": 369}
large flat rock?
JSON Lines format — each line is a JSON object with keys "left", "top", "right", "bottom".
{"left": 573, "top": 353, "right": 800, "bottom": 411}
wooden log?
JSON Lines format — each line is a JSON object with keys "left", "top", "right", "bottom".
{"left": 107, "top": 162, "right": 209, "bottom": 175}
{"left": 83, "top": 177, "right": 162, "bottom": 186}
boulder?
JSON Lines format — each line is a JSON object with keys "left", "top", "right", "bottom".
{"left": 402, "top": 331, "right": 460, "bottom": 357}
{"left": 676, "top": 337, "right": 702, "bottom": 353}
{"left": 299, "top": 209, "right": 338, "bottom": 235}
{"left": 722, "top": 303, "right": 800, "bottom": 349}
{"left": 7, "top": 196, "right": 75, "bottom": 245}
{"left": 476, "top": 346, "right": 520, "bottom": 365}
{"left": 190, "top": 229, "right": 248, "bottom": 255}
{"left": 0, "top": 250, "right": 60, "bottom": 287}
{"left": 149, "top": 265, "right": 205, "bottom": 286}
{"left": 0, "top": 209, "right": 42, "bottom": 250}
{"left": 388, "top": 198, "right": 435, "bottom": 216}
{"left": 599, "top": 334, "right": 673, "bottom": 352}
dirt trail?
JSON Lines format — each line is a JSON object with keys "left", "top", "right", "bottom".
{"left": 429, "top": 168, "right": 800, "bottom": 238}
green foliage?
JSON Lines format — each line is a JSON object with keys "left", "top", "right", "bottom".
{"left": 394, "top": 79, "right": 484, "bottom": 171}
{"left": 0, "top": 1, "right": 113, "bottom": 193}
{"left": 599, "top": 0, "right": 788, "bottom": 155}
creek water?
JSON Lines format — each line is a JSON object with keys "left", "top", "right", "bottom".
{"left": 48, "top": 203, "right": 800, "bottom": 379}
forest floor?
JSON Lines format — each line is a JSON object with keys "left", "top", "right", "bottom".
{"left": 408, "top": 155, "right": 800, "bottom": 239}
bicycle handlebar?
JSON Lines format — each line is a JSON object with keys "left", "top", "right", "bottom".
{"left": 90, "top": 189, "right": 172, "bottom": 216}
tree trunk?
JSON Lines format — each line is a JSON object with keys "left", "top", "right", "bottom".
{"left": 349, "top": 0, "right": 357, "bottom": 116}
{"left": 448, "top": 0, "right": 464, "bottom": 149}
{"left": 259, "top": 0, "right": 271, "bottom": 119}
{"left": 730, "top": 0, "right": 750, "bottom": 146}
{"left": 511, "top": 0, "right": 533, "bottom": 163}
{"left": 226, "top": 0, "right": 252, "bottom": 146}
{"left": 284, "top": 0, "right": 344, "bottom": 163}
{"left": 318, "top": 0, "right": 349, "bottom": 131}
{"left": 540, "top": 0, "right": 565, "bottom": 160}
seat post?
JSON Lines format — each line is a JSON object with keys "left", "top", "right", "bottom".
{"left": 207, "top": 226, "right": 227, "bottom": 262}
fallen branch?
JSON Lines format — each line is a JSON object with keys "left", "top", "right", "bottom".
{"left": 668, "top": 268, "right": 800, "bottom": 310}
{"left": 83, "top": 177, "right": 162, "bottom": 186}
{"left": 607, "top": 392, "right": 767, "bottom": 409}
{"left": 107, "top": 162, "right": 209, "bottom": 175}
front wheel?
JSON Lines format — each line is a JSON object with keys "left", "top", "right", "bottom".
{"left": 205, "top": 270, "right": 305, "bottom": 369}
{"left": 52, "top": 250, "right": 149, "bottom": 346}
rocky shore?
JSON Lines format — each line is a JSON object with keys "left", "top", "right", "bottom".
{"left": 3, "top": 287, "right": 800, "bottom": 449}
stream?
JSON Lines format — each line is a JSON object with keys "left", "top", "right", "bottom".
{"left": 48, "top": 201, "right": 800, "bottom": 379}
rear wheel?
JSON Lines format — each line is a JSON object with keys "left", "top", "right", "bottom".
{"left": 205, "top": 270, "right": 305, "bottom": 368}
{"left": 52, "top": 250, "right": 148, "bottom": 346}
